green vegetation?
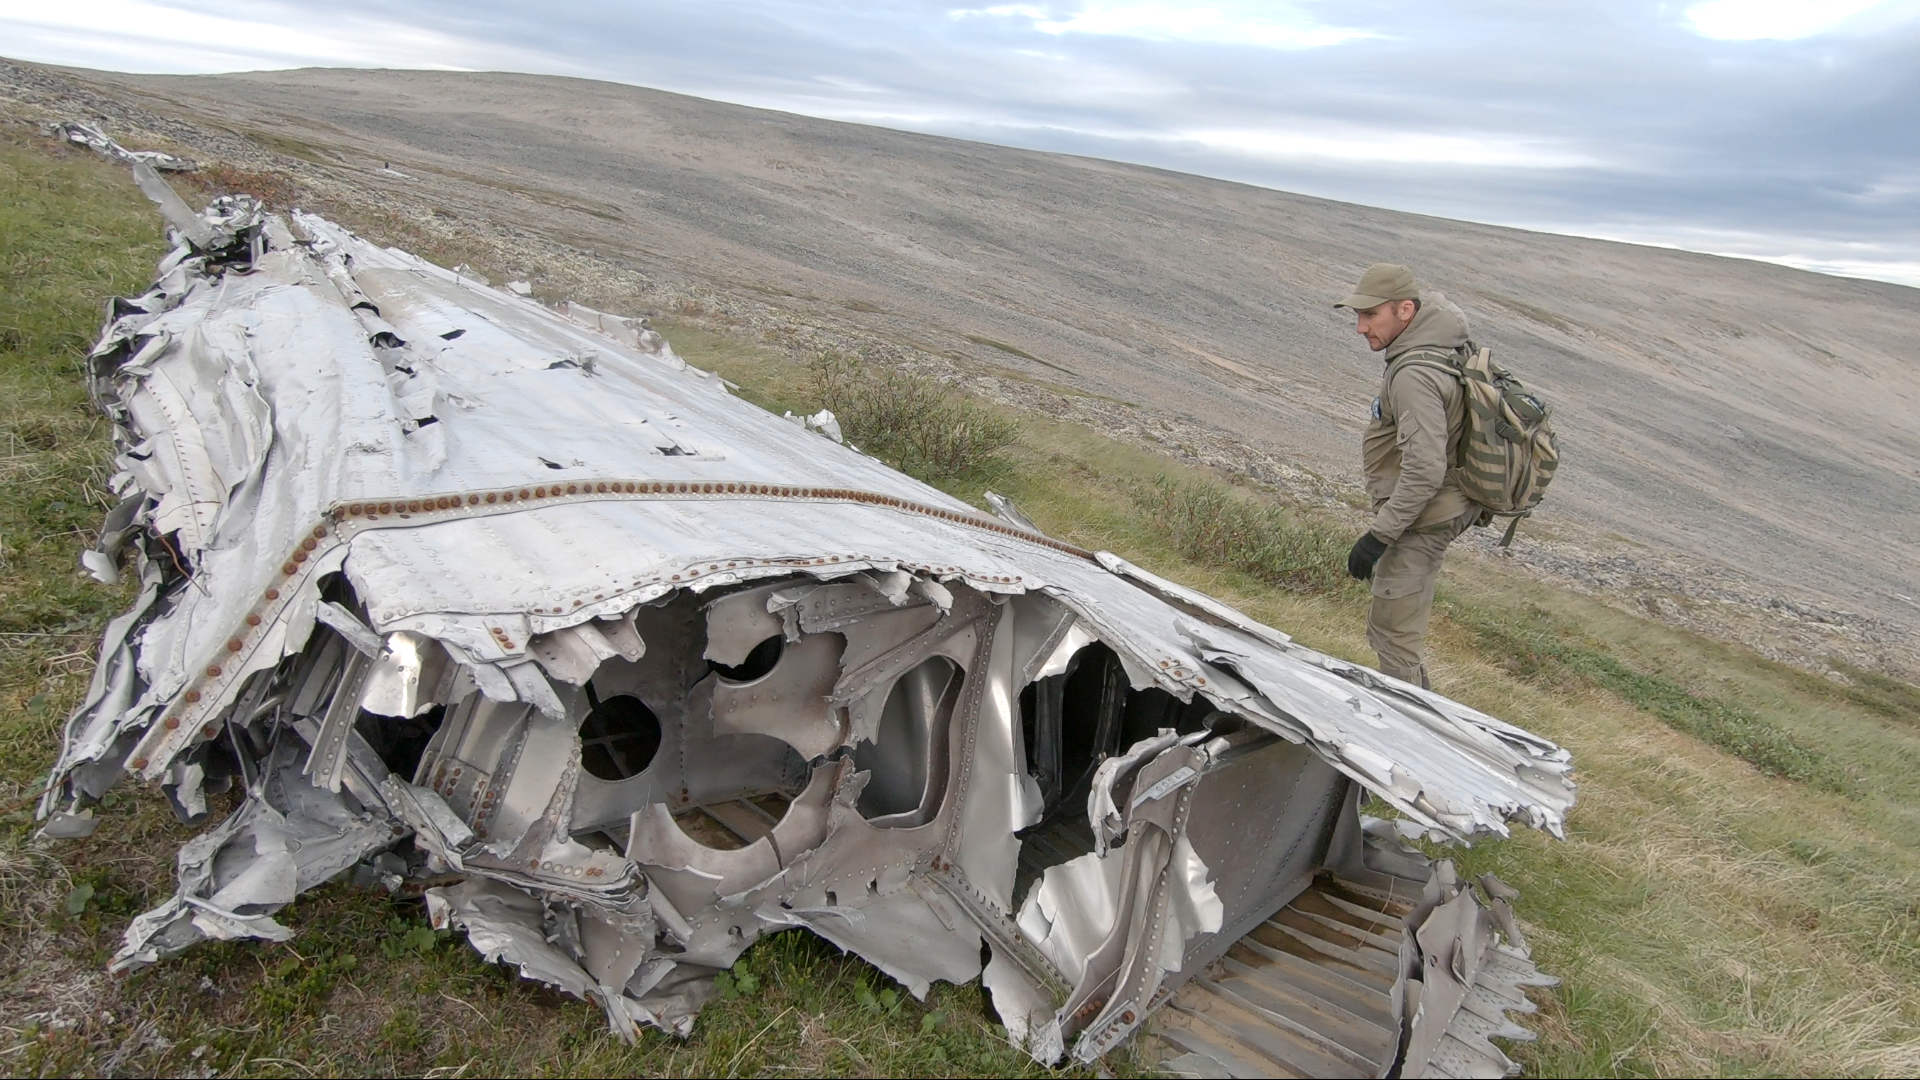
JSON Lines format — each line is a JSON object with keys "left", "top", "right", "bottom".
{"left": 963, "top": 333, "right": 1038, "bottom": 362}
{"left": 809, "top": 350, "right": 1019, "bottom": 480}
{"left": 1127, "top": 474, "right": 1355, "bottom": 595}
{"left": 1450, "top": 600, "right": 1854, "bottom": 793}
{"left": 1826, "top": 660, "right": 1920, "bottom": 725}
{"left": 6, "top": 128, "right": 1920, "bottom": 1076}
{"left": 0, "top": 130, "right": 157, "bottom": 782}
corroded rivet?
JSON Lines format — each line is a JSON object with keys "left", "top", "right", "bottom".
{"left": 164, "top": 717, "right": 180, "bottom": 730}
{"left": 293, "top": 550, "right": 308, "bottom": 563}
{"left": 468, "top": 494, "right": 480, "bottom": 505}
{"left": 314, "top": 526, "right": 328, "bottom": 539}
{"left": 184, "top": 690, "right": 201, "bottom": 703}
{"left": 282, "top": 562, "right": 298, "bottom": 575}
{"left": 265, "top": 588, "right": 280, "bottom": 601}
{"left": 245, "top": 615, "right": 261, "bottom": 628}
{"left": 566, "top": 484, "right": 578, "bottom": 494}
{"left": 132, "top": 757, "right": 148, "bottom": 770}
{"left": 501, "top": 492, "right": 514, "bottom": 502}
{"left": 348, "top": 503, "right": 364, "bottom": 515}
{"left": 572, "top": 599, "right": 583, "bottom": 607}
{"left": 227, "top": 639, "right": 243, "bottom": 652}
{"left": 486, "top": 493, "right": 498, "bottom": 503}
{"left": 379, "top": 502, "right": 394, "bottom": 514}
{"left": 301, "top": 538, "right": 317, "bottom": 552}
{"left": 520, "top": 489, "right": 531, "bottom": 499}
{"left": 535, "top": 486, "right": 547, "bottom": 498}
{"left": 202, "top": 725, "right": 217, "bottom": 739}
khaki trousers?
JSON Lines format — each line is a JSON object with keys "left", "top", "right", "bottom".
{"left": 1366, "top": 507, "right": 1481, "bottom": 689}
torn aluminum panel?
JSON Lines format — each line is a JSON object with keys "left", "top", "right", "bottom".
{"left": 40, "top": 172, "right": 1575, "bottom": 1075}
{"left": 46, "top": 120, "right": 195, "bottom": 171}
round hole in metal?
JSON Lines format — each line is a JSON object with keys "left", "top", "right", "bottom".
{"left": 578, "top": 694, "right": 663, "bottom": 782}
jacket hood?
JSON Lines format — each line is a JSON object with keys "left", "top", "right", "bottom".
{"left": 1384, "top": 290, "right": 1471, "bottom": 361}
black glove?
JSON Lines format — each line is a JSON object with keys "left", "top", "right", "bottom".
{"left": 1346, "top": 532, "right": 1389, "bottom": 580}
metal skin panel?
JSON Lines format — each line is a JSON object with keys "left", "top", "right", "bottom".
{"left": 41, "top": 185, "right": 1573, "bottom": 1073}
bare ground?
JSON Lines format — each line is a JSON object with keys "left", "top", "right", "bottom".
{"left": 3, "top": 57, "right": 1915, "bottom": 684}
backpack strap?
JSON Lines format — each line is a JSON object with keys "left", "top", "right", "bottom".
{"left": 1496, "top": 511, "right": 1527, "bottom": 548}
{"left": 1385, "top": 346, "right": 1465, "bottom": 383}
{"left": 1386, "top": 347, "right": 1474, "bottom": 467}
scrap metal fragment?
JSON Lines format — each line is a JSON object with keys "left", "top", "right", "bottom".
{"left": 47, "top": 120, "right": 194, "bottom": 170}
{"left": 41, "top": 173, "right": 1575, "bottom": 1074}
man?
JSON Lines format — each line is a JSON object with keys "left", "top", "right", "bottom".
{"left": 1334, "top": 263, "right": 1483, "bottom": 689}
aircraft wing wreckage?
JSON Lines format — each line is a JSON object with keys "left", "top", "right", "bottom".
{"left": 42, "top": 176, "right": 1575, "bottom": 1077}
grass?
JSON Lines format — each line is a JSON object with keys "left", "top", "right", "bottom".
{"left": 808, "top": 350, "right": 1019, "bottom": 481}
{"left": 1126, "top": 474, "right": 1355, "bottom": 596}
{"left": 6, "top": 128, "right": 1920, "bottom": 1076}
{"left": 1447, "top": 600, "right": 1856, "bottom": 793}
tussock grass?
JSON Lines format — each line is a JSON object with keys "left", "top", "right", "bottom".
{"left": 1827, "top": 660, "right": 1920, "bottom": 725}
{"left": 1128, "top": 474, "right": 1354, "bottom": 595}
{"left": 809, "top": 351, "right": 1019, "bottom": 480}
{"left": 9, "top": 128, "right": 1920, "bottom": 1077}
{"left": 1451, "top": 601, "right": 1855, "bottom": 793}
{"left": 0, "top": 129, "right": 158, "bottom": 782}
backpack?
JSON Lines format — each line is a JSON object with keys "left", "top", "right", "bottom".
{"left": 1395, "top": 345, "right": 1560, "bottom": 546}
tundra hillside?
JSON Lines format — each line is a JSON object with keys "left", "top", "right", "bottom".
{"left": 3, "top": 58, "right": 1914, "bottom": 689}
{"left": 4, "top": 97, "right": 1920, "bottom": 1078}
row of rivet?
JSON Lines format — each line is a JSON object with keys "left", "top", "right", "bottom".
{"left": 132, "top": 477, "right": 1075, "bottom": 779}
{"left": 326, "top": 479, "right": 1093, "bottom": 559}
{"left": 131, "top": 520, "right": 342, "bottom": 776}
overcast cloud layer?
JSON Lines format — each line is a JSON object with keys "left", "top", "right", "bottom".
{"left": 4, "top": 0, "right": 1917, "bottom": 285}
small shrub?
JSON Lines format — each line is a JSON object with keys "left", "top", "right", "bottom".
{"left": 1129, "top": 475, "right": 1352, "bottom": 594}
{"left": 186, "top": 164, "right": 299, "bottom": 209}
{"left": 809, "top": 352, "right": 1018, "bottom": 479}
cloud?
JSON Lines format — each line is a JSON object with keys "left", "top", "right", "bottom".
{"left": 957, "top": 2, "right": 1372, "bottom": 50}
{"left": 1, "top": 0, "right": 1916, "bottom": 288}
{"left": 1168, "top": 126, "right": 1604, "bottom": 170}
{"left": 0, "top": 0, "right": 570, "bottom": 74}
{"left": 1685, "top": 0, "right": 1894, "bottom": 40}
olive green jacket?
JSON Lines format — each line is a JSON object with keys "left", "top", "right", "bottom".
{"left": 1361, "top": 299, "right": 1475, "bottom": 542}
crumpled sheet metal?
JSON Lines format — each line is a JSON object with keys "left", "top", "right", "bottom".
{"left": 1148, "top": 858, "right": 1555, "bottom": 1079}
{"left": 46, "top": 120, "right": 195, "bottom": 171}
{"left": 40, "top": 184, "right": 1573, "bottom": 1070}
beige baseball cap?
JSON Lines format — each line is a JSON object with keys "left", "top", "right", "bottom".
{"left": 1334, "top": 263, "right": 1420, "bottom": 309}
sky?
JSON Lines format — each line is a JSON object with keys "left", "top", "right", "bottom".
{"left": 4, "top": 0, "right": 1917, "bottom": 287}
